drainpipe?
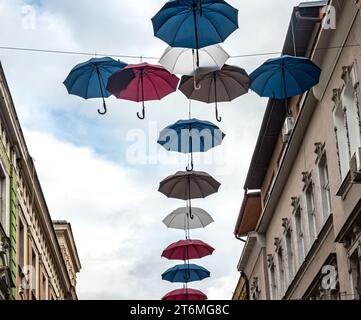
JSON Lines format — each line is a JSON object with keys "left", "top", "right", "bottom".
{"left": 235, "top": 235, "right": 246, "bottom": 243}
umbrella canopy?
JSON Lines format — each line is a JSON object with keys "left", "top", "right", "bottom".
{"left": 106, "top": 62, "right": 180, "bottom": 119}
{"left": 159, "top": 44, "right": 229, "bottom": 76}
{"left": 179, "top": 65, "right": 250, "bottom": 121}
{"left": 162, "top": 263, "right": 210, "bottom": 283}
{"left": 158, "top": 118, "right": 225, "bottom": 153}
{"left": 249, "top": 55, "right": 321, "bottom": 99}
{"left": 152, "top": 0, "right": 238, "bottom": 66}
{"left": 162, "top": 239, "right": 215, "bottom": 260}
{"left": 162, "top": 288, "right": 207, "bottom": 300}
{"left": 63, "top": 57, "right": 127, "bottom": 115}
{"left": 158, "top": 170, "right": 221, "bottom": 200}
{"left": 163, "top": 207, "right": 214, "bottom": 230}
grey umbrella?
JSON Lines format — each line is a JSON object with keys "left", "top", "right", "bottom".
{"left": 163, "top": 207, "right": 214, "bottom": 230}
{"left": 158, "top": 171, "right": 221, "bottom": 201}
{"left": 178, "top": 64, "right": 250, "bottom": 122}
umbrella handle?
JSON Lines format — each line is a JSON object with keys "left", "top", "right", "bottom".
{"left": 137, "top": 101, "right": 146, "bottom": 120}
{"left": 193, "top": 76, "right": 201, "bottom": 90}
{"left": 215, "top": 103, "right": 222, "bottom": 122}
{"left": 98, "top": 100, "right": 107, "bottom": 115}
{"left": 186, "top": 162, "right": 194, "bottom": 172}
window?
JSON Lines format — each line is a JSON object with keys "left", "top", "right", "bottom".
{"left": 333, "top": 65, "right": 361, "bottom": 180}
{"left": 41, "top": 271, "right": 48, "bottom": 300}
{"left": 276, "top": 249, "right": 285, "bottom": 297}
{"left": 285, "top": 232, "right": 294, "bottom": 283}
{"left": 294, "top": 208, "right": 305, "bottom": 267}
{"left": 349, "top": 251, "right": 361, "bottom": 300}
{"left": 305, "top": 184, "right": 317, "bottom": 243}
{"left": 267, "top": 255, "right": 278, "bottom": 300}
{"left": 31, "top": 247, "right": 38, "bottom": 300}
{"left": 0, "top": 169, "right": 6, "bottom": 231}
{"left": 318, "top": 154, "right": 332, "bottom": 223}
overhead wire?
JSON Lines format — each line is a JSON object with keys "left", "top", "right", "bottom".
{"left": 0, "top": 43, "right": 361, "bottom": 61}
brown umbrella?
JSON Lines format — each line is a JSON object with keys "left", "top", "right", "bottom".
{"left": 158, "top": 170, "right": 221, "bottom": 201}
{"left": 178, "top": 64, "right": 250, "bottom": 122}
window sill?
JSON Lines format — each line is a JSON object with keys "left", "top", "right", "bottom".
{"left": 336, "top": 171, "right": 352, "bottom": 199}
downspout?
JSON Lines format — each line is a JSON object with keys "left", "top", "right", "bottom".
{"left": 235, "top": 235, "right": 246, "bottom": 243}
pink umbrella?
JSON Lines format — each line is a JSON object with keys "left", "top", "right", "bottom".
{"left": 162, "top": 239, "right": 214, "bottom": 260}
{"left": 162, "top": 288, "right": 207, "bottom": 301}
{"left": 106, "top": 62, "right": 180, "bottom": 119}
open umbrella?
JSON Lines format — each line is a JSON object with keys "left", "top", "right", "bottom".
{"left": 179, "top": 65, "right": 250, "bottom": 122}
{"left": 158, "top": 170, "right": 221, "bottom": 200}
{"left": 249, "top": 55, "right": 321, "bottom": 113}
{"left": 162, "top": 288, "right": 207, "bottom": 300}
{"left": 163, "top": 207, "right": 214, "bottom": 230}
{"left": 158, "top": 118, "right": 225, "bottom": 170}
{"left": 162, "top": 239, "right": 215, "bottom": 260}
{"left": 159, "top": 44, "right": 229, "bottom": 76}
{"left": 162, "top": 263, "right": 210, "bottom": 283}
{"left": 63, "top": 57, "right": 127, "bottom": 115}
{"left": 107, "top": 62, "right": 179, "bottom": 119}
{"left": 152, "top": 0, "right": 238, "bottom": 67}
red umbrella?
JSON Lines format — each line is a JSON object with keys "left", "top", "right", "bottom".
{"left": 162, "top": 288, "right": 207, "bottom": 301}
{"left": 162, "top": 239, "right": 214, "bottom": 260}
{"left": 106, "top": 62, "right": 180, "bottom": 119}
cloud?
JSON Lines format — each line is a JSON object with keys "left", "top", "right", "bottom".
{"left": 1, "top": 0, "right": 303, "bottom": 299}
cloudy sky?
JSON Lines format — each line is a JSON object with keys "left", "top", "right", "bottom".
{"left": 0, "top": 0, "right": 304, "bottom": 299}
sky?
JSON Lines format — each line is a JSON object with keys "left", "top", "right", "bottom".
{"left": 0, "top": 0, "right": 305, "bottom": 299}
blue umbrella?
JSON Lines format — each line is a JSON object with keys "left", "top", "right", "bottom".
{"left": 152, "top": 0, "right": 238, "bottom": 66}
{"left": 158, "top": 118, "right": 225, "bottom": 170}
{"left": 162, "top": 263, "right": 210, "bottom": 283}
{"left": 63, "top": 57, "right": 128, "bottom": 115}
{"left": 250, "top": 55, "right": 321, "bottom": 100}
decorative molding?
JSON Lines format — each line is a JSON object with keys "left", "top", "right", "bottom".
{"left": 250, "top": 277, "right": 261, "bottom": 300}
{"left": 274, "top": 237, "right": 282, "bottom": 254}
{"left": 332, "top": 88, "right": 341, "bottom": 104}
{"left": 341, "top": 65, "right": 353, "bottom": 84}
{"left": 282, "top": 218, "right": 292, "bottom": 235}
{"left": 302, "top": 171, "right": 312, "bottom": 191}
{"left": 267, "top": 254, "right": 275, "bottom": 269}
{"left": 314, "top": 142, "right": 326, "bottom": 164}
{"left": 291, "top": 196, "right": 301, "bottom": 213}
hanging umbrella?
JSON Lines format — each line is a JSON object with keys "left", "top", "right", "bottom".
{"left": 179, "top": 65, "right": 250, "bottom": 122}
{"left": 162, "top": 239, "right": 215, "bottom": 260}
{"left": 152, "top": 0, "right": 238, "bottom": 67}
{"left": 106, "top": 62, "right": 179, "bottom": 119}
{"left": 163, "top": 207, "right": 214, "bottom": 230}
{"left": 63, "top": 57, "right": 127, "bottom": 115}
{"left": 159, "top": 44, "right": 229, "bottom": 76}
{"left": 158, "top": 170, "right": 221, "bottom": 200}
{"left": 162, "top": 263, "right": 210, "bottom": 283}
{"left": 158, "top": 118, "right": 225, "bottom": 170}
{"left": 249, "top": 55, "right": 321, "bottom": 113}
{"left": 162, "top": 288, "right": 207, "bottom": 300}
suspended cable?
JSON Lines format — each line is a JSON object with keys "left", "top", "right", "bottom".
{"left": 1, "top": 43, "right": 361, "bottom": 61}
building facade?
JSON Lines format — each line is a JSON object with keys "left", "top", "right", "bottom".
{"left": 234, "top": 0, "right": 361, "bottom": 300}
{"left": 0, "top": 63, "right": 81, "bottom": 300}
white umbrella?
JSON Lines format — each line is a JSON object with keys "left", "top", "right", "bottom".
{"left": 159, "top": 44, "right": 229, "bottom": 76}
{"left": 163, "top": 207, "right": 214, "bottom": 230}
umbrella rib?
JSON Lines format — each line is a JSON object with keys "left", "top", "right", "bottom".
{"left": 170, "top": 12, "right": 194, "bottom": 47}
{"left": 201, "top": 13, "right": 224, "bottom": 44}
{"left": 148, "top": 70, "right": 178, "bottom": 92}
{"left": 204, "top": 5, "right": 239, "bottom": 29}
{"left": 193, "top": 177, "right": 207, "bottom": 199}
{"left": 154, "top": 6, "right": 189, "bottom": 35}
{"left": 144, "top": 72, "right": 161, "bottom": 100}
{"left": 217, "top": 75, "right": 232, "bottom": 101}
